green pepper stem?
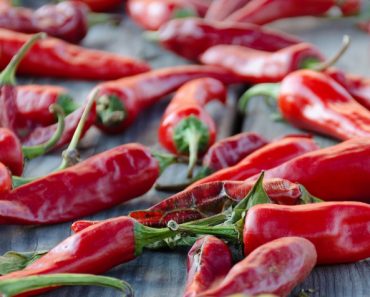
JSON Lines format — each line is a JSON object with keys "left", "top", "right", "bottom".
{"left": 22, "top": 104, "right": 65, "bottom": 160}
{"left": 88, "top": 12, "right": 122, "bottom": 27}
{"left": 150, "top": 150, "right": 177, "bottom": 174}
{"left": 184, "top": 125, "right": 201, "bottom": 178}
{"left": 0, "top": 33, "right": 46, "bottom": 85}
{"left": 0, "top": 273, "right": 133, "bottom": 297}
{"left": 57, "top": 94, "right": 80, "bottom": 115}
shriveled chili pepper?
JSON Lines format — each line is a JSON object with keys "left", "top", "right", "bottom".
{"left": 205, "top": 0, "right": 250, "bottom": 21}
{"left": 156, "top": 18, "right": 301, "bottom": 61}
{"left": 158, "top": 78, "right": 227, "bottom": 177}
{"left": 199, "top": 237, "right": 317, "bottom": 297}
{"left": 246, "top": 137, "right": 370, "bottom": 202}
{"left": 190, "top": 135, "right": 319, "bottom": 188}
{"left": 224, "top": 0, "right": 346, "bottom": 25}
{"left": 128, "top": 0, "right": 210, "bottom": 31}
{"left": 73, "top": 0, "right": 122, "bottom": 12}
{"left": 93, "top": 65, "right": 241, "bottom": 134}
{"left": 0, "top": 162, "right": 11, "bottom": 194}
{"left": 184, "top": 235, "right": 233, "bottom": 297}
{"left": 0, "top": 28, "right": 150, "bottom": 80}
{"left": 16, "top": 84, "right": 78, "bottom": 127}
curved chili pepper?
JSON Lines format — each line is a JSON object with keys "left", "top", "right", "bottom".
{"left": 94, "top": 65, "right": 241, "bottom": 134}
{"left": 159, "top": 78, "right": 227, "bottom": 177}
{"left": 157, "top": 18, "right": 301, "bottom": 61}
{"left": 184, "top": 235, "right": 233, "bottom": 297}
{"left": 0, "top": 162, "right": 12, "bottom": 194}
{"left": 199, "top": 237, "right": 317, "bottom": 297}
{"left": 16, "top": 85, "right": 77, "bottom": 127}
{"left": 205, "top": 0, "right": 250, "bottom": 21}
{"left": 73, "top": 0, "right": 122, "bottom": 12}
{"left": 243, "top": 202, "right": 370, "bottom": 264}
{"left": 0, "top": 29, "right": 150, "bottom": 80}
{"left": 190, "top": 135, "right": 319, "bottom": 188}
{"left": 247, "top": 137, "right": 370, "bottom": 202}
{"left": 200, "top": 43, "right": 324, "bottom": 84}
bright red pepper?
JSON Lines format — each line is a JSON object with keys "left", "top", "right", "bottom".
{"left": 72, "top": 0, "right": 122, "bottom": 12}
{"left": 243, "top": 202, "right": 370, "bottom": 264}
{"left": 0, "top": 28, "right": 150, "bottom": 80}
{"left": 184, "top": 235, "right": 233, "bottom": 297}
{"left": 93, "top": 65, "right": 241, "bottom": 134}
{"left": 247, "top": 137, "right": 370, "bottom": 202}
{"left": 0, "top": 162, "right": 11, "bottom": 194}
{"left": 205, "top": 0, "right": 250, "bottom": 21}
{"left": 200, "top": 43, "right": 324, "bottom": 84}
{"left": 157, "top": 18, "right": 301, "bottom": 61}
{"left": 190, "top": 135, "right": 319, "bottom": 188}
{"left": 199, "top": 237, "right": 317, "bottom": 297}
{"left": 158, "top": 78, "right": 227, "bottom": 177}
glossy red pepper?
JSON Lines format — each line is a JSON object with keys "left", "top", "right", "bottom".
{"left": 205, "top": 0, "right": 250, "bottom": 21}
{"left": 159, "top": 78, "right": 226, "bottom": 177}
{"left": 16, "top": 85, "right": 77, "bottom": 127}
{"left": 247, "top": 137, "right": 370, "bottom": 202}
{"left": 278, "top": 70, "right": 370, "bottom": 140}
{"left": 200, "top": 43, "right": 324, "bottom": 84}
{"left": 0, "top": 162, "right": 11, "bottom": 194}
{"left": 157, "top": 18, "right": 301, "bottom": 61}
{"left": 243, "top": 202, "right": 370, "bottom": 264}
{"left": 0, "top": 28, "right": 150, "bottom": 80}
{"left": 190, "top": 135, "right": 319, "bottom": 188}
{"left": 93, "top": 65, "right": 241, "bottom": 134}
{"left": 128, "top": 0, "right": 210, "bottom": 30}
{"left": 199, "top": 237, "right": 317, "bottom": 297}
{"left": 225, "top": 0, "right": 335, "bottom": 25}
{"left": 184, "top": 235, "right": 233, "bottom": 297}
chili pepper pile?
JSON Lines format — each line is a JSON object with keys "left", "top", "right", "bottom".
{"left": 0, "top": 1, "right": 369, "bottom": 297}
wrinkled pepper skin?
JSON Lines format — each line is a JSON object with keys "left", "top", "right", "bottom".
{"left": 202, "top": 132, "right": 268, "bottom": 172}
{"left": 0, "top": 29, "right": 150, "bottom": 80}
{"left": 0, "top": 127, "right": 23, "bottom": 175}
{"left": 205, "top": 0, "right": 250, "bottom": 21}
{"left": 0, "top": 143, "right": 159, "bottom": 224}
{"left": 184, "top": 236, "right": 233, "bottom": 297}
{"left": 244, "top": 202, "right": 370, "bottom": 264}
{"left": 248, "top": 137, "right": 370, "bottom": 202}
{"left": 201, "top": 43, "right": 324, "bottom": 84}
{"left": 129, "top": 178, "right": 302, "bottom": 227}
{"left": 0, "top": 162, "right": 11, "bottom": 194}
{"left": 94, "top": 65, "right": 240, "bottom": 134}
{"left": 158, "top": 18, "right": 300, "bottom": 61}
{"left": 190, "top": 135, "right": 319, "bottom": 188}
{"left": 0, "top": 84, "right": 20, "bottom": 134}
{"left": 278, "top": 70, "right": 370, "bottom": 140}
{"left": 200, "top": 237, "right": 317, "bottom": 297}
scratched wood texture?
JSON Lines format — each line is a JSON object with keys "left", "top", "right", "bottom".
{"left": 1, "top": 2, "right": 370, "bottom": 297}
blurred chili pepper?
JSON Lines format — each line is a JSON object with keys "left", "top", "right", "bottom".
{"left": 73, "top": 0, "right": 122, "bottom": 12}
{"left": 0, "top": 28, "right": 150, "bottom": 80}
{"left": 158, "top": 78, "right": 227, "bottom": 178}
{"left": 205, "top": 0, "right": 250, "bottom": 21}
{"left": 93, "top": 65, "right": 241, "bottom": 134}
{"left": 358, "top": 20, "right": 370, "bottom": 34}
{"left": 156, "top": 18, "right": 301, "bottom": 61}
{"left": 128, "top": 0, "right": 210, "bottom": 30}
{"left": 199, "top": 237, "right": 317, "bottom": 297}
{"left": 190, "top": 135, "right": 319, "bottom": 188}
{"left": 184, "top": 235, "right": 233, "bottom": 297}
{"left": 16, "top": 85, "right": 78, "bottom": 127}
{"left": 200, "top": 43, "right": 324, "bottom": 84}
{"left": 0, "top": 162, "right": 11, "bottom": 194}
{"left": 0, "top": 32, "right": 44, "bottom": 135}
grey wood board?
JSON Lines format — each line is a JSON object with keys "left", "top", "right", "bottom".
{"left": 0, "top": 7, "right": 369, "bottom": 297}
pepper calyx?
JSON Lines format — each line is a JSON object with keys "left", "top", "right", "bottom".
{"left": 96, "top": 95, "right": 126, "bottom": 127}
{"left": 57, "top": 94, "right": 80, "bottom": 116}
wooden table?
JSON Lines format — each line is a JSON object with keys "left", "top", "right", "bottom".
{"left": 1, "top": 5, "right": 369, "bottom": 297}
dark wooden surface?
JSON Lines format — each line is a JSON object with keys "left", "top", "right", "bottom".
{"left": 0, "top": 6, "right": 369, "bottom": 297}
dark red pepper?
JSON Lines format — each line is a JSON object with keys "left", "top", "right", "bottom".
{"left": 157, "top": 18, "right": 301, "bottom": 61}
{"left": 0, "top": 162, "right": 11, "bottom": 194}
{"left": 199, "top": 237, "right": 317, "bottom": 297}
{"left": 93, "top": 65, "right": 241, "bottom": 134}
{"left": 158, "top": 78, "right": 227, "bottom": 177}
{"left": 0, "top": 28, "right": 150, "bottom": 80}
{"left": 205, "top": 0, "right": 250, "bottom": 21}
{"left": 184, "top": 235, "right": 233, "bottom": 297}
{"left": 73, "top": 0, "right": 122, "bottom": 12}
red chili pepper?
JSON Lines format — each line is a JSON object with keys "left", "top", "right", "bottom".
{"left": 73, "top": 0, "right": 122, "bottom": 12}
{"left": 157, "top": 18, "right": 301, "bottom": 61}
{"left": 184, "top": 235, "right": 233, "bottom": 297}
{"left": 200, "top": 43, "right": 324, "bottom": 84}
{"left": 247, "top": 137, "right": 370, "bottom": 202}
{"left": 190, "top": 135, "right": 319, "bottom": 188}
{"left": 199, "top": 237, "right": 317, "bottom": 297}
{"left": 358, "top": 20, "right": 370, "bottom": 34}
{"left": 339, "top": 0, "right": 361, "bottom": 16}
{"left": 205, "top": 0, "right": 250, "bottom": 21}
{"left": 243, "top": 202, "right": 370, "bottom": 264}
{"left": 16, "top": 85, "right": 78, "bottom": 127}
{"left": 0, "top": 162, "right": 11, "bottom": 194}
{"left": 0, "top": 28, "right": 150, "bottom": 80}
{"left": 225, "top": 0, "right": 336, "bottom": 25}
{"left": 93, "top": 65, "right": 241, "bottom": 134}
{"left": 128, "top": 0, "right": 210, "bottom": 30}
{"left": 158, "top": 78, "right": 227, "bottom": 177}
